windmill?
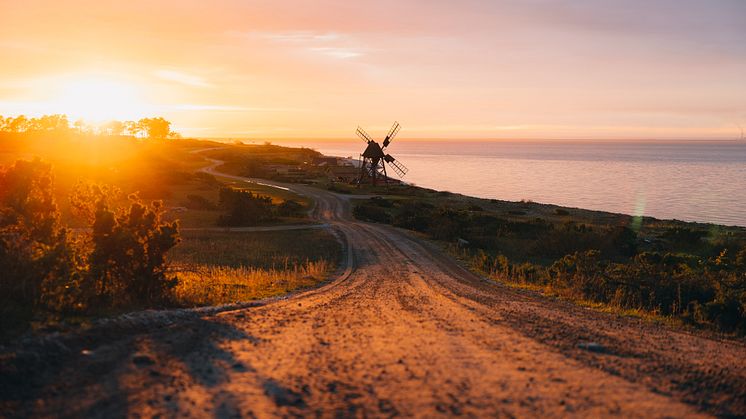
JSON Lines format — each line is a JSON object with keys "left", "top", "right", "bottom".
{"left": 355, "top": 122, "right": 408, "bottom": 186}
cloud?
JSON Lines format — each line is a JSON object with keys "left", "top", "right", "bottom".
{"left": 167, "top": 104, "right": 305, "bottom": 112}
{"left": 258, "top": 31, "right": 342, "bottom": 43}
{"left": 154, "top": 69, "right": 211, "bottom": 87}
{"left": 242, "top": 30, "right": 365, "bottom": 60}
{"left": 308, "top": 47, "right": 362, "bottom": 59}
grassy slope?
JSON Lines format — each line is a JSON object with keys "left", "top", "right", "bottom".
{"left": 343, "top": 183, "right": 746, "bottom": 334}
{"left": 0, "top": 135, "right": 343, "bottom": 315}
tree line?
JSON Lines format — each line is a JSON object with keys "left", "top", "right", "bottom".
{"left": 0, "top": 114, "right": 179, "bottom": 140}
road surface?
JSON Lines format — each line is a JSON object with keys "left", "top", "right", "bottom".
{"left": 2, "top": 161, "right": 745, "bottom": 418}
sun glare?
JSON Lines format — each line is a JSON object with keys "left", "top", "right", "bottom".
{"left": 52, "top": 76, "right": 149, "bottom": 122}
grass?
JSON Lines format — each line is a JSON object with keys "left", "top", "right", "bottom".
{"left": 168, "top": 228, "right": 342, "bottom": 306}
{"left": 443, "top": 242, "right": 686, "bottom": 329}
{"left": 170, "top": 229, "right": 341, "bottom": 269}
{"left": 174, "top": 260, "right": 330, "bottom": 306}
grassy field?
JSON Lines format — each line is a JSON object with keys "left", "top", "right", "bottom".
{"left": 170, "top": 229, "right": 341, "bottom": 269}
{"left": 169, "top": 228, "right": 342, "bottom": 306}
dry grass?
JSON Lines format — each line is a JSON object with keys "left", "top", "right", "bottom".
{"left": 168, "top": 228, "right": 342, "bottom": 306}
{"left": 174, "top": 259, "right": 330, "bottom": 306}
{"left": 170, "top": 229, "right": 341, "bottom": 269}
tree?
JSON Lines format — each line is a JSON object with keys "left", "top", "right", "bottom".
{"left": 29, "top": 114, "right": 69, "bottom": 132}
{"left": 101, "top": 120, "right": 125, "bottom": 136}
{"left": 123, "top": 120, "right": 140, "bottom": 137}
{"left": 41, "top": 114, "right": 70, "bottom": 132}
{"left": 137, "top": 117, "right": 171, "bottom": 140}
{"left": 8, "top": 115, "right": 29, "bottom": 133}
{"left": 73, "top": 119, "right": 86, "bottom": 134}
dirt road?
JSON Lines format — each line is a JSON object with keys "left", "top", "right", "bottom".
{"left": 2, "top": 167, "right": 745, "bottom": 418}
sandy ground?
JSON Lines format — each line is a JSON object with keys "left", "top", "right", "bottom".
{"left": 1, "top": 163, "right": 745, "bottom": 418}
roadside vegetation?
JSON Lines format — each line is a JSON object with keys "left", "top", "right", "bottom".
{"left": 171, "top": 230, "right": 340, "bottom": 306}
{"left": 352, "top": 191, "right": 746, "bottom": 334}
{"left": 0, "top": 159, "right": 179, "bottom": 337}
{"left": 0, "top": 116, "right": 341, "bottom": 340}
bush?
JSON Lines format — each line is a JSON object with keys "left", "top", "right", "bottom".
{"left": 428, "top": 207, "right": 466, "bottom": 241}
{"left": 353, "top": 202, "right": 391, "bottom": 223}
{"left": 278, "top": 199, "right": 303, "bottom": 216}
{"left": 70, "top": 183, "right": 181, "bottom": 308}
{"left": 0, "top": 160, "right": 73, "bottom": 331}
{"left": 217, "top": 187, "right": 274, "bottom": 226}
{"left": 1, "top": 161, "right": 181, "bottom": 336}
{"left": 392, "top": 201, "right": 433, "bottom": 232}
{"left": 369, "top": 196, "right": 394, "bottom": 208}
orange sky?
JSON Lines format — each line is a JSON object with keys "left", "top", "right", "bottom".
{"left": 1, "top": 0, "right": 745, "bottom": 139}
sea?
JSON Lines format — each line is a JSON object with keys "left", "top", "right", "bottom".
{"left": 272, "top": 139, "right": 746, "bottom": 227}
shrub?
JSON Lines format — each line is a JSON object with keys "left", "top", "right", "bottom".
{"left": 369, "top": 196, "right": 394, "bottom": 208}
{"left": 278, "top": 199, "right": 303, "bottom": 216}
{"left": 0, "top": 160, "right": 73, "bottom": 331}
{"left": 1, "top": 161, "right": 182, "bottom": 336}
{"left": 392, "top": 201, "right": 433, "bottom": 232}
{"left": 353, "top": 202, "right": 391, "bottom": 223}
{"left": 71, "top": 184, "right": 181, "bottom": 307}
{"left": 217, "top": 187, "right": 274, "bottom": 226}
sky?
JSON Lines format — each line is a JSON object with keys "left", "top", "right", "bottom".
{"left": 0, "top": 0, "right": 745, "bottom": 139}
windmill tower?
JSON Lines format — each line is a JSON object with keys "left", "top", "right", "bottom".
{"left": 355, "top": 122, "right": 408, "bottom": 186}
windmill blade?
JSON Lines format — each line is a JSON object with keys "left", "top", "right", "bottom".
{"left": 385, "top": 154, "right": 408, "bottom": 177}
{"left": 382, "top": 121, "right": 400, "bottom": 148}
{"left": 356, "top": 126, "right": 373, "bottom": 143}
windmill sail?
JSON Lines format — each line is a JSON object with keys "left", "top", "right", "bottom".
{"left": 383, "top": 122, "right": 400, "bottom": 148}
{"left": 386, "top": 156, "right": 408, "bottom": 177}
{"left": 356, "top": 126, "right": 373, "bottom": 143}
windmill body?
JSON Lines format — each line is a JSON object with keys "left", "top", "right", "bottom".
{"left": 356, "top": 122, "right": 408, "bottom": 186}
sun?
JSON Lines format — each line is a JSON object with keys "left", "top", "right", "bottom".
{"left": 53, "top": 76, "right": 150, "bottom": 122}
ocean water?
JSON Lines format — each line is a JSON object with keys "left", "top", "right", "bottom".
{"left": 277, "top": 139, "right": 746, "bottom": 227}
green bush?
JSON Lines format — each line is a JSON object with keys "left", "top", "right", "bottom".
{"left": 217, "top": 187, "right": 274, "bottom": 226}
{"left": 353, "top": 202, "right": 392, "bottom": 223}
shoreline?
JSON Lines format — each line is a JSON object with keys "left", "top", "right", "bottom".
{"left": 321, "top": 151, "right": 746, "bottom": 231}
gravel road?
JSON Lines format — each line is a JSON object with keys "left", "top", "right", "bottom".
{"left": 1, "top": 164, "right": 745, "bottom": 418}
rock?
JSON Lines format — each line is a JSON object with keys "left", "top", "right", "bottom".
{"left": 232, "top": 362, "right": 248, "bottom": 372}
{"left": 263, "top": 379, "right": 306, "bottom": 407}
{"left": 578, "top": 342, "right": 606, "bottom": 353}
{"left": 132, "top": 353, "right": 155, "bottom": 367}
